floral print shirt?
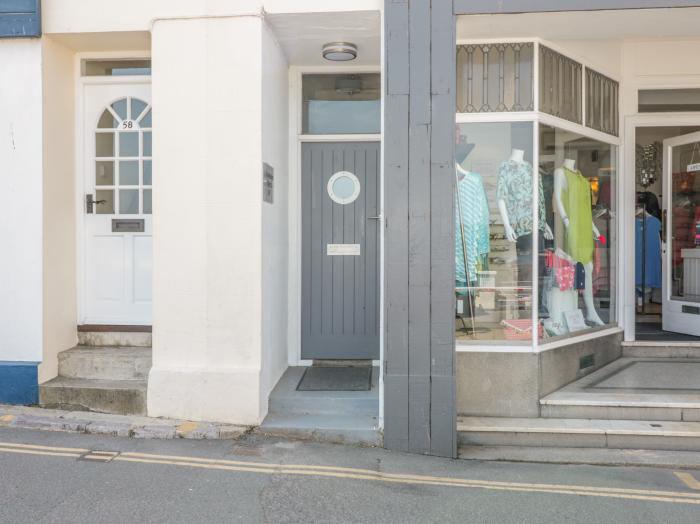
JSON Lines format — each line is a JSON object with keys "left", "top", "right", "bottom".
{"left": 496, "top": 159, "right": 546, "bottom": 238}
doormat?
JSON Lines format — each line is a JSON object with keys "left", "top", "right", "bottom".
{"left": 296, "top": 366, "right": 372, "bottom": 392}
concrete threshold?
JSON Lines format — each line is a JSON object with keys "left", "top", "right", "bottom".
{"left": 0, "top": 404, "right": 249, "bottom": 440}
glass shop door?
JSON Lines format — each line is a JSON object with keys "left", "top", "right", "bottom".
{"left": 662, "top": 130, "right": 700, "bottom": 335}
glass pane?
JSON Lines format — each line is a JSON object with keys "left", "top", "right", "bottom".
{"left": 81, "top": 59, "right": 152, "bottom": 76}
{"left": 131, "top": 98, "right": 147, "bottom": 121}
{"left": 639, "top": 89, "right": 700, "bottom": 113}
{"left": 538, "top": 124, "right": 617, "bottom": 342}
{"left": 670, "top": 141, "right": 700, "bottom": 303}
{"left": 95, "top": 133, "right": 114, "bottom": 157}
{"left": 332, "top": 176, "right": 356, "bottom": 199}
{"left": 539, "top": 45, "right": 582, "bottom": 125}
{"left": 586, "top": 69, "right": 619, "bottom": 136}
{"left": 119, "top": 132, "right": 139, "bottom": 157}
{"left": 119, "top": 160, "right": 139, "bottom": 185}
{"left": 95, "top": 161, "right": 114, "bottom": 185}
{"left": 143, "top": 131, "right": 152, "bottom": 156}
{"left": 97, "top": 109, "right": 117, "bottom": 129}
{"left": 143, "top": 160, "right": 152, "bottom": 185}
{"left": 455, "top": 122, "right": 534, "bottom": 345}
{"left": 96, "top": 189, "right": 114, "bottom": 214}
{"left": 302, "top": 74, "right": 380, "bottom": 134}
{"left": 111, "top": 98, "right": 127, "bottom": 120}
{"left": 140, "top": 109, "right": 152, "bottom": 128}
{"left": 119, "top": 189, "right": 139, "bottom": 214}
{"left": 143, "top": 189, "right": 152, "bottom": 214}
{"left": 456, "top": 42, "right": 534, "bottom": 113}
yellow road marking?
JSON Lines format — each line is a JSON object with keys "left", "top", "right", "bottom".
{"left": 1, "top": 440, "right": 700, "bottom": 505}
{"left": 0, "top": 415, "right": 15, "bottom": 423}
{"left": 176, "top": 421, "right": 200, "bottom": 434}
{"left": 675, "top": 472, "right": 700, "bottom": 490}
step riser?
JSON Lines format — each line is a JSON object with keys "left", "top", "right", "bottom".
{"left": 78, "top": 332, "right": 151, "bottom": 348}
{"left": 458, "top": 431, "right": 700, "bottom": 451}
{"left": 622, "top": 346, "right": 700, "bottom": 358}
{"left": 39, "top": 385, "right": 146, "bottom": 416}
{"left": 541, "top": 405, "right": 700, "bottom": 422}
{"left": 58, "top": 353, "right": 151, "bottom": 381}
{"left": 268, "top": 398, "right": 377, "bottom": 417}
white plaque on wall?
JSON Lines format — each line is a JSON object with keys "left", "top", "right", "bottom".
{"left": 327, "top": 244, "right": 361, "bottom": 256}
{"left": 564, "top": 309, "right": 587, "bottom": 332}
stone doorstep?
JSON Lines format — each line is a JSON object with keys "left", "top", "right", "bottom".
{"left": 0, "top": 404, "right": 250, "bottom": 440}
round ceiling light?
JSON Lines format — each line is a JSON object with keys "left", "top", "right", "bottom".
{"left": 322, "top": 42, "right": 358, "bottom": 62}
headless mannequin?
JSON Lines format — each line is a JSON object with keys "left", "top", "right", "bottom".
{"left": 498, "top": 149, "right": 554, "bottom": 242}
{"left": 554, "top": 158, "right": 604, "bottom": 326}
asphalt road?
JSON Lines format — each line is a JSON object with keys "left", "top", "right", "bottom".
{"left": 1, "top": 427, "right": 699, "bottom": 523}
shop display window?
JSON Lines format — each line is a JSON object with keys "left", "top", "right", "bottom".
{"left": 455, "top": 40, "right": 619, "bottom": 348}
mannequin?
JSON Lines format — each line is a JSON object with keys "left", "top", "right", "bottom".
{"left": 553, "top": 158, "right": 604, "bottom": 326}
{"left": 497, "top": 149, "right": 553, "bottom": 320}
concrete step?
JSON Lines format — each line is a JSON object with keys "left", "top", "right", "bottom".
{"left": 259, "top": 413, "right": 380, "bottom": 446}
{"left": 622, "top": 342, "right": 700, "bottom": 358}
{"left": 540, "top": 402, "right": 700, "bottom": 421}
{"left": 267, "top": 366, "right": 378, "bottom": 417}
{"left": 78, "top": 330, "right": 151, "bottom": 348}
{"left": 458, "top": 416, "right": 700, "bottom": 452}
{"left": 58, "top": 346, "right": 152, "bottom": 381}
{"left": 39, "top": 377, "right": 147, "bottom": 416}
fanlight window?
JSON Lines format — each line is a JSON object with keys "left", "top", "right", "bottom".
{"left": 94, "top": 97, "right": 152, "bottom": 215}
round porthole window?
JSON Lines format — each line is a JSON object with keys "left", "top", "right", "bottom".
{"left": 327, "top": 171, "right": 361, "bottom": 205}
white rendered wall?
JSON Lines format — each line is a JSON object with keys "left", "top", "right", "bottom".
{"left": 148, "top": 15, "right": 266, "bottom": 425}
{"left": 0, "top": 40, "right": 43, "bottom": 364}
{"left": 261, "top": 23, "right": 290, "bottom": 408}
{"left": 39, "top": 37, "right": 78, "bottom": 383}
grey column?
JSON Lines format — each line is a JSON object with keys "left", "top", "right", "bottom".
{"left": 384, "top": 0, "right": 456, "bottom": 458}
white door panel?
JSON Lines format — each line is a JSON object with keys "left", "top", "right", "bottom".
{"left": 83, "top": 83, "right": 152, "bottom": 325}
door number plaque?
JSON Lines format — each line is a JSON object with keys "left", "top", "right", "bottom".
{"left": 327, "top": 244, "right": 360, "bottom": 256}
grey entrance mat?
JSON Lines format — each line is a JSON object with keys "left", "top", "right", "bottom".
{"left": 296, "top": 366, "right": 372, "bottom": 392}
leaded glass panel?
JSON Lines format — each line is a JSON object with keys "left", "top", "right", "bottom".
{"left": 456, "top": 43, "right": 534, "bottom": 113}
{"left": 586, "top": 68, "right": 619, "bottom": 136}
{"left": 539, "top": 45, "right": 582, "bottom": 124}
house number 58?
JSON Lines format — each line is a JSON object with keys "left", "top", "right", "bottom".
{"left": 122, "top": 120, "right": 135, "bottom": 129}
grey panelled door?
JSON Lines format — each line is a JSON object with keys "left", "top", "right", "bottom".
{"left": 302, "top": 141, "right": 380, "bottom": 360}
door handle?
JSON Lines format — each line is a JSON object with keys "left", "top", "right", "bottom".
{"left": 368, "top": 215, "right": 382, "bottom": 220}
{"left": 86, "top": 194, "right": 107, "bottom": 214}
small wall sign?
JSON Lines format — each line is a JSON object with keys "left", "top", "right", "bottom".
{"left": 263, "top": 163, "right": 274, "bottom": 204}
{"left": 327, "top": 244, "right": 361, "bottom": 256}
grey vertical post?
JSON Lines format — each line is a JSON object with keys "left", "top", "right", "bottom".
{"left": 384, "top": 0, "right": 456, "bottom": 457}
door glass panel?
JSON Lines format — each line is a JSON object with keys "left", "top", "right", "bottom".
{"left": 119, "top": 161, "right": 139, "bottom": 185}
{"left": 119, "top": 132, "right": 139, "bottom": 157}
{"left": 119, "top": 189, "right": 139, "bottom": 214}
{"left": 142, "top": 131, "right": 152, "bottom": 156}
{"left": 96, "top": 133, "right": 114, "bottom": 157}
{"left": 97, "top": 109, "right": 117, "bottom": 129}
{"left": 96, "top": 189, "right": 115, "bottom": 214}
{"left": 131, "top": 98, "right": 147, "bottom": 121}
{"left": 670, "top": 141, "right": 700, "bottom": 303}
{"left": 139, "top": 109, "right": 152, "bottom": 128}
{"left": 143, "top": 160, "right": 152, "bottom": 185}
{"left": 111, "top": 98, "right": 128, "bottom": 120}
{"left": 95, "top": 161, "right": 114, "bottom": 185}
{"left": 143, "top": 189, "right": 152, "bottom": 214}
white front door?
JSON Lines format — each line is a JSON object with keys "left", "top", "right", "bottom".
{"left": 82, "top": 82, "right": 152, "bottom": 325}
{"left": 662, "top": 130, "right": 700, "bottom": 335}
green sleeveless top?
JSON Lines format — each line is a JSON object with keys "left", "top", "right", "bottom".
{"left": 563, "top": 167, "right": 594, "bottom": 264}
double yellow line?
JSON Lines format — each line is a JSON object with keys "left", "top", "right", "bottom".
{"left": 2, "top": 441, "right": 700, "bottom": 505}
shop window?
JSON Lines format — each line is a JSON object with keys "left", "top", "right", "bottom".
{"left": 539, "top": 45, "right": 582, "bottom": 125}
{"left": 82, "top": 59, "right": 151, "bottom": 76}
{"left": 302, "top": 74, "right": 380, "bottom": 134}
{"left": 586, "top": 69, "right": 619, "bottom": 136}
{"left": 537, "top": 125, "right": 617, "bottom": 340}
{"left": 639, "top": 89, "right": 700, "bottom": 113}
{"left": 455, "top": 122, "right": 535, "bottom": 344}
{"left": 456, "top": 43, "right": 535, "bottom": 113}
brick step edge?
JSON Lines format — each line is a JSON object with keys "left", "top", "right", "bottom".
{"left": 0, "top": 404, "right": 250, "bottom": 440}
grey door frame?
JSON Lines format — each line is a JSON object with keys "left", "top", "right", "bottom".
{"left": 383, "top": 0, "right": 700, "bottom": 458}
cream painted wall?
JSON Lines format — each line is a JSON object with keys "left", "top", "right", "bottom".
{"left": 43, "top": 0, "right": 381, "bottom": 34}
{"left": 0, "top": 40, "right": 43, "bottom": 364}
{"left": 261, "top": 23, "right": 289, "bottom": 410}
{"left": 39, "top": 37, "right": 78, "bottom": 383}
{"left": 148, "top": 15, "right": 266, "bottom": 425}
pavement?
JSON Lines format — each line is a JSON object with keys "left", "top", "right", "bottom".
{"left": 2, "top": 426, "right": 700, "bottom": 523}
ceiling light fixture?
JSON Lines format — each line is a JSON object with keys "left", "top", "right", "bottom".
{"left": 322, "top": 42, "right": 358, "bottom": 62}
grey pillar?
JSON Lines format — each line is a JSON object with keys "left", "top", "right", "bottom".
{"left": 384, "top": 0, "right": 456, "bottom": 457}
